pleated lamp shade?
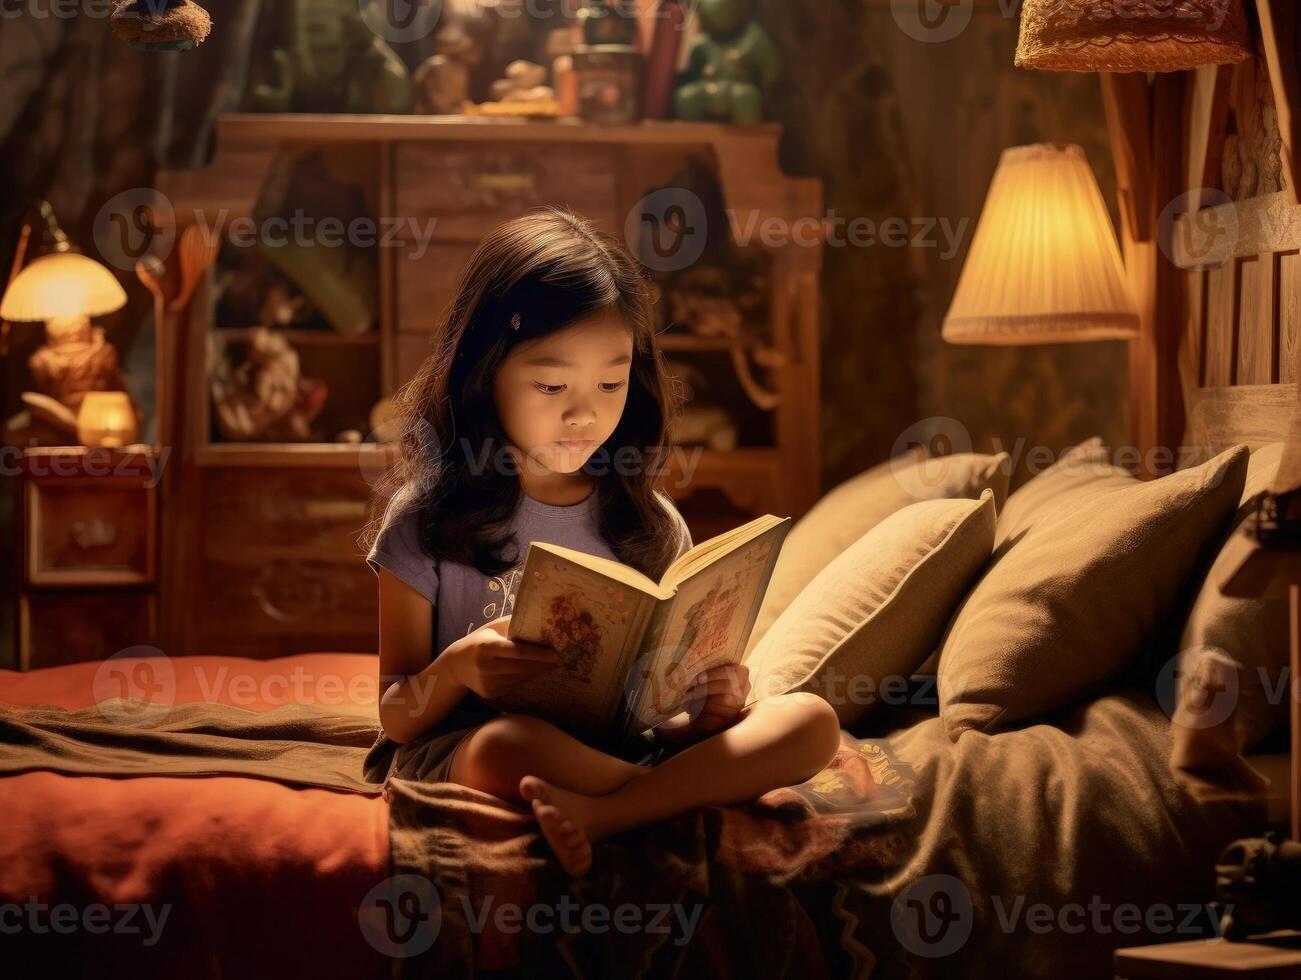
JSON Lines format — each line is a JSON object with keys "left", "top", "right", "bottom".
{"left": 0, "top": 251, "right": 127, "bottom": 322}
{"left": 1016, "top": 0, "right": 1251, "bottom": 73}
{"left": 942, "top": 144, "right": 1139, "bottom": 346}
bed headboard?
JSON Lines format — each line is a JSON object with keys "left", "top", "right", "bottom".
{"left": 1104, "top": 8, "right": 1301, "bottom": 468}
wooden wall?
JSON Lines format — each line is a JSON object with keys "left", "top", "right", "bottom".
{"left": 758, "top": 2, "right": 1129, "bottom": 488}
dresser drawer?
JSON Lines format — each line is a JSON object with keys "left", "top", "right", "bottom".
{"left": 201, "top": 468, "right": 373, "bottom": 561}
{"left": 25, "top": 479, "right": 155, "bottom": 587}
{"left": 395, "top": 143, "right": 620, "bottom": 241}
{"left": 20, "top": 592, "right": 157, "bottom": 670}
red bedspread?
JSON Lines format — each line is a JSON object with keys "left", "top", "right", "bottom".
{"left": 0, "top": 654, "right": 392, "bottom": 979}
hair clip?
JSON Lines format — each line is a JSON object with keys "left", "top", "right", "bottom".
{"left": 510, "top": 313, "right": 522, "bottom": 331}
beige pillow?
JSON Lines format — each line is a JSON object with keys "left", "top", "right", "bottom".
{"left": 1176, "top": 442, "right": 1287, "bottom": 752}
{"left": 744, "top": 491, "right": 997, "bottom": 727}
{"left": 938, "top": 442, "right": 1249, "bottom": 740}
{"left": 745, "top": 450, "right": 1010, "bottom": 656}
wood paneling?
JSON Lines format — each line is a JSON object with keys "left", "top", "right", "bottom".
{"left": 1204, "top": 261, "right": 1239, "bottom": 388}
{"left": 1236, "top": 253, "right": 1277, "bottom": 384}
{"left": 1282, "top": 250, "right": 1301, "bottom": 382}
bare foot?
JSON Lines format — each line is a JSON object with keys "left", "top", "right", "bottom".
{"left": 520, "top": 775, "right": 598, "bottom": 876}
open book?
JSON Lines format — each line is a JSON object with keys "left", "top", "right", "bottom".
{"left": 498, "top": 514, "right": 791, "bottom": 738}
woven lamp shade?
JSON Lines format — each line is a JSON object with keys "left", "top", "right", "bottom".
{"left": 1016, "top": 0, "right": 1252, "bottom": 72}
{"left": 0, "top": 251, "right": 127, "bottom": 322}
{"left": 942, "top": 144, "right": 1139, "bottom": 346}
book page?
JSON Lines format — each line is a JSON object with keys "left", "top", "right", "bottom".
{"left": 497, "top": 548, "right": 657, "bottom": 733}
{"left": 626, "top": 521, "right": 788, "bottom": 730}
{"left": 659, "top": 514, "right": 785, "bottom": 588}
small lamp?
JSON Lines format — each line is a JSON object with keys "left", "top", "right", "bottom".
{"left": 0, "top": 201, "right": 128, "bottom": 410}
{"left": 1015, "top": 0, "right": 1252, "bottom": 73}
{"left": 0, "top": 250, "right": 128, "bottom": 341}
{"left": 942, "top": 143, "right": 1139, "bottom": 345}
{"left": 77, "top": 391, "right": 140, "bottom": 449}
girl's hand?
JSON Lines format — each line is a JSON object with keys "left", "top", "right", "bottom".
{"left": 442, "top": 615, "right": 562, "bottom": 700}
{"left": 655, "top": 663, "right": 751, "bottom": 745}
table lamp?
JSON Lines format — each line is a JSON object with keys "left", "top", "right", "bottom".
{"left": 0, "top": 201, "right": 129, "bottom": 418}
{"left": 942, "top": 143, "right": 1139, "bottom": 345}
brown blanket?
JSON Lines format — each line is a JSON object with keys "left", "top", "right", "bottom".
{"left": 0, "top": 689, "right": 1266, "bottom": 979}
{"left": 0, "top": 700, "right": 384, "bottom": 795}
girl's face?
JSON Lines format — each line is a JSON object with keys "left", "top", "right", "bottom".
{"left": 492, "top": 308, "right": 634, "bottom": 478}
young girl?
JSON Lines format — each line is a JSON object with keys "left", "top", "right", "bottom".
{"left": 364, "top": 207, "right": 840, "bottom": 876}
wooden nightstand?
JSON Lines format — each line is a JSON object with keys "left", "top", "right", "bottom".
{"left": 15, "top": 446, "right": 160, "bottom": 670}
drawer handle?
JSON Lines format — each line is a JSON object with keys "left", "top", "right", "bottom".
{"left": 473, "top": 173, "right": 536, "bottom": 195}
{"left": 303, "top": 500, "right": 368, "bottom": 522}
{"left": 71, "top": 519, "right": 118, "bottom": 550}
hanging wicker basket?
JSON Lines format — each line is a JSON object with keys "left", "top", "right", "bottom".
{"left": 1016, "top": 0, "right": 1253, "bottom": 73}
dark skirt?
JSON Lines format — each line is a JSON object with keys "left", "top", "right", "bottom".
{"left": 364, "top": 703, "right": 668, "bottom": 787}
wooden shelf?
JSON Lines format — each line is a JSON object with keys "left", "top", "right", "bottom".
{"left": 215, "top": 328, "right": 381, "bottom": 346}
{"left": 216, "top": 113, "right": 782, "bottom": 146}
{"left": 196, "top": 443, "right": 395, "bottom": 469}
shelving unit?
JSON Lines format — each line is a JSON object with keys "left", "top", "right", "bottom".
{"left": 155, "top": 113, "right": 822, "bottom": 658}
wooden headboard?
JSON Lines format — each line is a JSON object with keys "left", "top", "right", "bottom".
{"left": 1103, "top": 2, "right": 1301, "bottom": 469}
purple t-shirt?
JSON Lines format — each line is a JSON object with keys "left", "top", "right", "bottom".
{"left": 367, "top": 487, "right": 693, "bottom": 659}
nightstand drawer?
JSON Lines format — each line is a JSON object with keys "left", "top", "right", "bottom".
{"left": 25, "top": 478, "right": 156, "bottom": 587}
{"left": 395, "top": 143, "right": 620, "bottom": 241}
{"left": 20, "top": 592, "right": 157, "bottom": 670}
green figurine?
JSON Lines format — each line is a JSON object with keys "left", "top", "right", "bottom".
{"left": 244, "top": 0, "right": 410, "bottom": 114}
{"left": 672, "top": 0, "right": 780, "bottom": 125}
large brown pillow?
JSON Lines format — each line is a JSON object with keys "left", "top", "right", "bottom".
{"left": 1176, "top": 442, "right": 1287, "bottom": 752}
{"left": 745, "top": 449, "right": 1010, "bottom": 657}
{"left": 745, "top": 492, "right": 997, "bottom": 727}
{"left": 938, "top": 442, "right": 1249, "bottom": 739}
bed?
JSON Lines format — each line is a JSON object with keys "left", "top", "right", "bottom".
{"left": 3, "top": 66, "right": 1299, "bottom": 980}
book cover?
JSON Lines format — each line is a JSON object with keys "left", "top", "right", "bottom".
{"left": 497, "top": 514, "right": 791, "bottom": 737}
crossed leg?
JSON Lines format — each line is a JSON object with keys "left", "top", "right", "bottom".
{"left": 447, "top": 712, "right": 650, "bottom": 801}
{"left": 523, "top": 692, "right": 842, "bottom": 875}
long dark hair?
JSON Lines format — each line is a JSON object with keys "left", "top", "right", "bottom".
{"left": 362, "top": 207, "right": 685, "bottom": 580}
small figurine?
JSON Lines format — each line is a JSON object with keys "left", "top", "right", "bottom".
{"left": 28, "top": 315, "right": 126, "bottom": 411}
{"left": 243, "top": 0, "right": 410, "bottom": 114}
{"left": 672, "top": 0, "right": 781, "bottom": 125}
{"left": 412, "top": 14, "right": 492, "bottom": 115}
{"left": 1215, "top": 832, "right": 1301, "bottom": 940}
{"left": 209, "top": 328, "right": 328, "bottom": 442}
{"left": 111, "top": 0, "right": 212, "bottom": 51}
{"left": 489, "top": 60, "right": 554, "bottom": 103}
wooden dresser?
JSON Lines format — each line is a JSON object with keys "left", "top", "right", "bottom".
{"left": 16, "top": 447, "right": 159, "bottom": 669}
{"left": 156, "top": 114, "right": 822, "bottom": 659}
